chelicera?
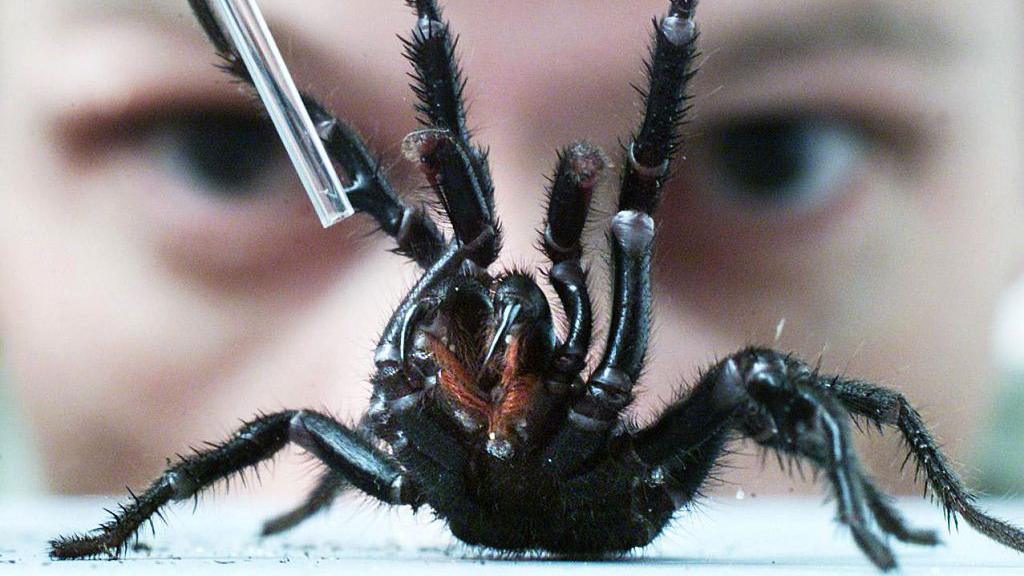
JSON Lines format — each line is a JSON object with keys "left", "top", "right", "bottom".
{"left": 51, "top": 0, "right": 1024, "bottom": 570}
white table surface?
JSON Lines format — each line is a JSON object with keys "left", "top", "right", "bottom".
{"left": 3, "top": 496, "right": 1023, "bottom": 574}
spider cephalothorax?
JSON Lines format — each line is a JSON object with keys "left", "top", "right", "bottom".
{"left": 51, "top": 0, "right": 1024, "bottom": 570}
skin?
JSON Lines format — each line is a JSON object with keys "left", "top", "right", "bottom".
{"left": 0, "top": 0, "right": 1021, "bottom": 501}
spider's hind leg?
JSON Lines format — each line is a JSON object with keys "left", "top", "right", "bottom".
{"left": 826, "top": 377, "right": 1024, "bottom": 551}
{"left": 631, "top": 348, "right": 1024, "bottom": 571}
{"left": 49, "top": 411, "right": 418, "bottom": 559}
{"left": 260, "top": 470, "right": 348, "bottom": 536}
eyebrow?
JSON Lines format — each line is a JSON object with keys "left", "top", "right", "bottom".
{"left": 703, "top": 2, "right": 959, "bottom": 74}
{"left": 61, "top": 0, "right": 186, "bottom": 24}
{"left": 62, "top": 0, "right": 340, "bottom": 75}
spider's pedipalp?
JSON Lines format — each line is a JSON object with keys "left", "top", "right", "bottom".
{"left": 542, "top": 142, "right": 608, "bottom": 264}
{"left": 540, "top": 142, "right": 607, "bottom": 388}
{"left": 402, "top": 129, "right": 495, "bottom": 265}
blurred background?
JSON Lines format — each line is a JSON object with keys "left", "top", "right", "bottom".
{"left": 1, "top": 0, "right": 1023, "bottom": 500}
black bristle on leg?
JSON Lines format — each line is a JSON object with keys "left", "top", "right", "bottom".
{"left": 826, "top": 378, "right": 1024, "bottom": 552}
{"left": 402, "top": 0, "right": 493, "bottom": 206}
{"left": 633, "top": 348, "right": 1023, "bottom": 570}
{"left": 50, "top": 412, "right": 295, "bottom": 559}
{"left": 402, "top": 0, "right": 466, "bottom": 139}
{"left": 50, "top": 412, "right": 413, "bottom": 559}
{"left": 400, "top": 0, "right": 500, "bottom": 266}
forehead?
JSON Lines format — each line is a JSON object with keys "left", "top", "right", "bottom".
{"left": 16, "top": 0, "right": 1014, "bottom": 78}
{"left": 24, "top": 0, "right": 1013, "bottom": 97}
{"left": 39, "top": 0, "right": 1015, "bottom": 40}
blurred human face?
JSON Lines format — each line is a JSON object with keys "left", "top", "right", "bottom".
{"left": 0, "top": 0, "right": 1021, "bottom": 495}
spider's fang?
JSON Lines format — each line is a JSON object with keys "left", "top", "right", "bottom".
{"left": 399, "top": 300, "right": 430, "bottom": 366}
{"left": 483, "top": 302, "right": 522, "bottom": 367}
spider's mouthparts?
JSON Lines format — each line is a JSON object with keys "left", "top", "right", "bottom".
{"left": 486, "top": 431, "right": 514, "bottom": 460}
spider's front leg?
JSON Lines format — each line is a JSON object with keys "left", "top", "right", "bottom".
{"left": 188, "top": 0, "right": 447, "bottom": 268}
{"left": 634, "top": 347, "right": 1024, "bottom": 571}
{"left": 400, "top": 0, "right": 501, "bottom": 267}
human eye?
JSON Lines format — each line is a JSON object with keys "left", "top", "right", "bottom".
{"left": 58, "top": 91, "right": 328, "bottom": 275}
{"left": 697, "top": 113, "right": 868, "bottom": 214}
{"left": 658, "top": 84, "right": 931, "bottom": 260}
{"left": 139, "top": 107, "right": 288, "bottom": 201}
{"left": 46, "top": 15, "right": 395, "bottom": 278}
{"left": 62, "top": 95, "right": 297, "bottom": 207}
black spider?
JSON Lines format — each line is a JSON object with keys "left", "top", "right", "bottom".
{"left": 50, "top": 0, "right": 1024, "bottom": 571}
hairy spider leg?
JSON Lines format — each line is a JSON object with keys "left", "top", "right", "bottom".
{"left": 260, "top": 462, "right": 348, "bottom": 536}
{"left": 542, "top": 0, "right": 700, "bottom": 476}
{"left": 48, "top": 237, "right": 490, "bottom": 558}
{"left": 193, "top": 0, "right": 513, "bottom": 531}
{"left": 187, "top": 0, "right": 447, "bottom": 268}
{"left": 540, "top": 143, "right": 605, "bottom": 390}
{"left": 629, "top": 347, "right": 1024, "bottom": 571}
{"left": 825, "top": 378, "right": 1024, "bottom": 552}
{"left": 401, "top": 0, "right": 501, "bottom": 267}
{"left": 48, "top": 411, "right": 416, "bottom": 559}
